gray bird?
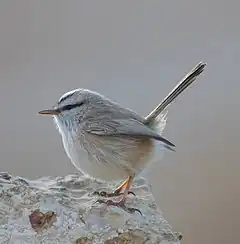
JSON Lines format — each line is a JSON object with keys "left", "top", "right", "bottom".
{"left": 39, "top": 62, "right": 206, "bottom": 214}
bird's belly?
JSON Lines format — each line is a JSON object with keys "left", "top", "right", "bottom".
{"left": 61, "top": 135, "right": 130, "bottom": 182}
{"left": 60, "top": 130, "right": 164, "bottom": 182}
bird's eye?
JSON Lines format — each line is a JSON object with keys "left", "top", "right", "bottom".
{"left": 62, "top": 104, "right": 75, "bottom": 110}
{"left": 60, "top": 102, "right": 84, "bottom": 111}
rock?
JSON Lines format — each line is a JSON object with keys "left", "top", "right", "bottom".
{"left": 0, "top": 172, "right": 182, "bottom": 244}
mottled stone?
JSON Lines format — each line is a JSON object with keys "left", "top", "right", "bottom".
{"left": 0, "top": 172, "right": 181, "bottom": 244}
{"left": 76, "top": 236, "right": 93, "bottom": 244}
{"left": 29, "top": 209, "right": 57, "bottom": 233}
{"left": 104, "top": 230, "right": 146, "bottom": 244}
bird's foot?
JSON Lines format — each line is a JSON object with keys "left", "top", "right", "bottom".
{"left": 93, "top": 189, "right": 135, "bottom": 198}
{"left": 97, "top": 198, "right": 142, "bottom": 215}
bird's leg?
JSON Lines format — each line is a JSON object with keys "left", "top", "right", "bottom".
{"left": 93, "top": 177, "right": 135, "bottom": 197}
{"left": 97, "top": 176, "right": 142, "bottom": 215}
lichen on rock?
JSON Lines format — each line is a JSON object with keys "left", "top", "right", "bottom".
{"left": 29, "top": 209, "right": 57, "bottom": 233}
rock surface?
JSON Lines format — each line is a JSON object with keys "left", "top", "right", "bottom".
{"left": 0, "top": 172, "right": 182, "bottom": 244}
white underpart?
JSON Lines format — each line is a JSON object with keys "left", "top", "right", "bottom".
{"left": 53, "top": 116, "right": 96, "bottom": 178}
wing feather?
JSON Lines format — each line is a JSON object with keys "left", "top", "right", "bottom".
{"left": 83, "top": 118, "right": 175, "bottom": 150}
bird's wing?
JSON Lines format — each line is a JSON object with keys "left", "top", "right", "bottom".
{"left": 83, "top": 118, "right": 175, "bottom": 150}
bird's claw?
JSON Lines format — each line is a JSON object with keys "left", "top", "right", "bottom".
{"left": 93, "top": 190, "right": 136, "bottom": 197}
{"left": 93, "top": 191, "right": 119, "bottom": 197}
{"left": 127, "top": 191, "right": 136, "bottom": 196}
{"left": 96, "top": 199, "right": 142, "bottom": 215}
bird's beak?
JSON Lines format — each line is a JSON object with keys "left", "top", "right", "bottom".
{"left": 38, "top": 109, "right": 60, "bottom": 115}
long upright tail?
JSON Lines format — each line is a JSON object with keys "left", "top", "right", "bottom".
{"left": 145, "top": 61, "right": 206, "bottom": 125}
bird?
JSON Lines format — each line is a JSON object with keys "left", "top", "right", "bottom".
{"left": 38, "top": 62, "right": 206, "bottom": 214}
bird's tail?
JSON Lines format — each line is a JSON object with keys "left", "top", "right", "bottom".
{"left": 145, "top": 61, "right": 206, "bottom": 126}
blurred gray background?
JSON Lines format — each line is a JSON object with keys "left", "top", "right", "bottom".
{"left": 0, "top": 1, "right": 239, "bottom": 243}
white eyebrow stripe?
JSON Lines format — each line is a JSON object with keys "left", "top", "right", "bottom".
{"left": 58, "top": 90, "right": 77, "bottom": 104}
